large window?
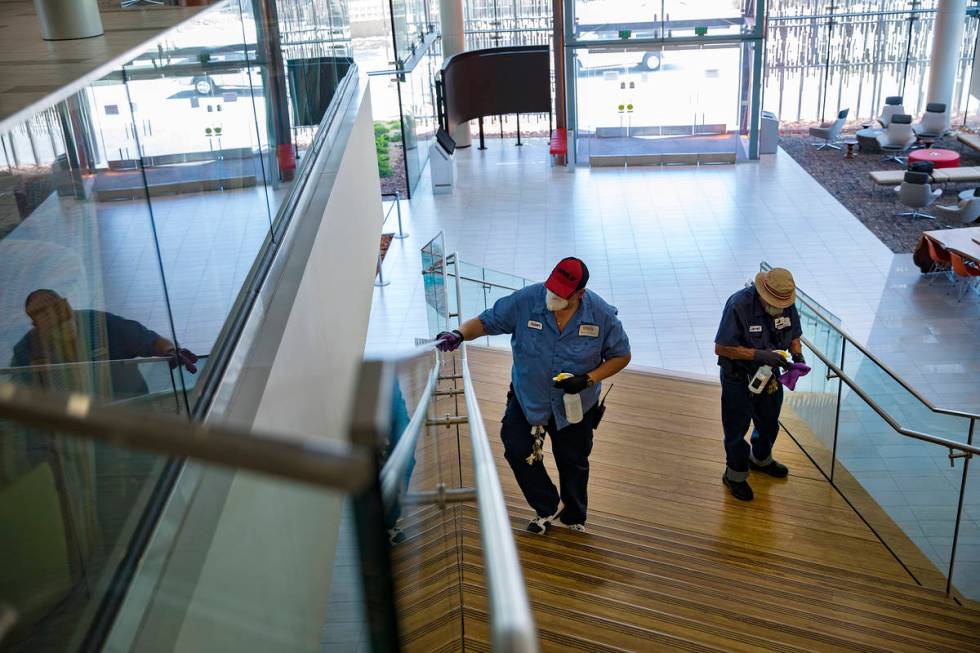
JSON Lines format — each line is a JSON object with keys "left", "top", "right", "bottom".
{"left": 763, "top": 1, "right": 979, "bottom": 128}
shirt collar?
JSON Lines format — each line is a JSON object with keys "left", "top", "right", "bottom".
{"left": 534, "top": 287, "right": 595, "bottom": 335}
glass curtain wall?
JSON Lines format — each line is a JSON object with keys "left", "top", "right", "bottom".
{"left": 357, "top": 0, "right": 437, "bottom": 197}
{"left": 0, "top": 1, "right": 352, "bottom": 650}
{"left": 763, "top": 0, "right": 980, "bottom": 129}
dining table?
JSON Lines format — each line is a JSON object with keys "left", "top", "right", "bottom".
{"left": 912, "top": 226, "right": 980, "bottom": 272}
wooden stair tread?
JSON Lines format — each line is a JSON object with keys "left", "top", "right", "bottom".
{"left": 390, "top": 347, "right": 980, "bottom": 651}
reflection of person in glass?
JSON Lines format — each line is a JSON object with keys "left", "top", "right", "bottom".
{"left": 10, "top": 289, "right": 199, "bottom": 399}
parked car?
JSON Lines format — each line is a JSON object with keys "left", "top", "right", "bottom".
{"left": 576, "top": 33, "right": 662, "bottom": 71}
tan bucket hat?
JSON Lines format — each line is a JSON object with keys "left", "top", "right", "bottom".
{"left": 754, "top": 268, "right": 797, "bottom": 309}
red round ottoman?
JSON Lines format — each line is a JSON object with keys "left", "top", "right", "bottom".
{"left": 908, "top": 148, "right": 960, "bottom": 168}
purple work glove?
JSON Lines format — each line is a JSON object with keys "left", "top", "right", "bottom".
{"left": 167, "top": 347, "right": 199, "bottom": 374}
{"left": 777, "top": 362, "right": 811, "bottom": 391}
{"left": 435, "top": 330, "right": 464, "bottom": 352}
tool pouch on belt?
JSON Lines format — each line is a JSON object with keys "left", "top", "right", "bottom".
{"left": 525, "top": 425, "right": 546, "bottom": 465}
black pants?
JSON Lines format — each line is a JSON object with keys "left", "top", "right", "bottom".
{"left": 720, "top": 369, "right": 783, "bottom": 482}
{"left": 500, "top": 389, "right": 594, "bottom": 525}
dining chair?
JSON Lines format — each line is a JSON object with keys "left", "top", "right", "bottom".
{"left": 949, "top": 251, "right": 980, "bottom": 301}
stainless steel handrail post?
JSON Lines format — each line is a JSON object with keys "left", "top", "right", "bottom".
{"left": 392, "top": 191, "right": 408, "bottom": 239}
{"left": 829, "top": 339, "right": 845, "bottom": 483}
{"left": 946, "top": 416, "right": 976, "bottom": 596}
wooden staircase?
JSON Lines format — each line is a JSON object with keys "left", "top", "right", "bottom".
{"left": 391, "top": 347, "right": 980, "bottom": 652}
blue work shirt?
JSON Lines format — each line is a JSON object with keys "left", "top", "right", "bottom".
{"left": 479, "top": 283, "right": 631, "bottom": 430}
{"left": 714, "top": 287, "right": 802, "bottom": 374}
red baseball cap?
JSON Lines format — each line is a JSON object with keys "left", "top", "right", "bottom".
{"left": 545, "top": 257, "right": 590, "bottom": 299}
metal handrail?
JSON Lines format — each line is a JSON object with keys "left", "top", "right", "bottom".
{"left": 448, "top": 249, "right": 537, "bottom": 652}
{"left": 760, "top": 261, "right": 980, "bottom": 420}
{"left": 0, "top": 382, "right": 373, "bottom": 492}
{"left": 460, "top": 343, "right": 539, "bottom": 653}
{"left": 801, "top": 337, "right": 980, "bottom": 457}
{"left": 378, "top": 348, "right": 440, "bottom": 508}
{"left": 0, "top": 354, "right": 210, "bottom": 375}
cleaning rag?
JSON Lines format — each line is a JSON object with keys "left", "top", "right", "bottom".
{"left": 777, "top": 362, "right": 811, "bottom": 391}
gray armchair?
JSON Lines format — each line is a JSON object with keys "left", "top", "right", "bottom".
{"left": 877, "top": 114, "right": 916, "bottom": 164}
{"left": 934, "top": 193, "right": 980, "bottom": 224}
{"left": 895, "top": 171, "right": 941, "bottom": 220}
{"left": 879, "top": 96, "right": 905, "bottom": 128}
{"left": 808, "top": 109, "right": 849, "bottom": 150}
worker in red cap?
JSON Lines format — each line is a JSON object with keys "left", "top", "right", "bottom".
{"left": 436, "top": 258, "right": 631, "bottom": 533}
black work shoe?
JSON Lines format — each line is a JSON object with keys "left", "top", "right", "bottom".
{"left": 723, "top": 475, "right": 754, "bottom": 501}
{"left": 750, "top": 459, "right": 789, "bottom": 478}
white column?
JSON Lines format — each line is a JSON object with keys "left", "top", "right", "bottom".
{"left": 439, "top": 0, "right": 472, "bottom": 147}
{"left": 33, "top": 0, "right": 103, "bottom": 40}
{"left": 926, "top": 0, "right": 967, "bottom": 127}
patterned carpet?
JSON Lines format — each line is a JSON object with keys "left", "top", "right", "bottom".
{"left": 779, "top": 133, "right": 980, "bottom": 253}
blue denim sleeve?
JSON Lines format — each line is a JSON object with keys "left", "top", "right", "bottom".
{"left": 478, "top": 287, "right": 526, "bottom": 336}
{"left": 714, "top": 296, "right": 742, "bottom": 346}
{"left": 601, "top": 311, "right": 631, "bottom": 359}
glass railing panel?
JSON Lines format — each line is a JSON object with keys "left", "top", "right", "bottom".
{"left": 841, "top": 347, "right": 971, "bottom": 446}
{"left": 951, "top": 450, "right": 980, "bottom": 601}
{"left": 420, "top": 233, "right": 448, "bottom": 338}
{"left": 782, "top": 333, "right": 844, "bottom": 478}
{"left": 384, "top": 351, "right": 465, "bottom": 651}
{"left": 0, "top": 86, "right": 184, "bottom": 411}
{"left": 120, "top": 2, "right": 275, "bottom": 377}
{"left": 832, "top": 377, "right": 970, "bottom": 591}
{"left": 0, "top": 422, "right": 172, "bottom": 652}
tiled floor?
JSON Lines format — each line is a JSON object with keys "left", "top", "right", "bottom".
{"left": 366, "top": 138, "right": 980, "bottom": 596}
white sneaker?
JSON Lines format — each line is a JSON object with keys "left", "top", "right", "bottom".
{"left": 564, "top": 523, "right": 586, "bottom": 533}
{"left": 526, "top": 503, "right": 563, "bottom": 535}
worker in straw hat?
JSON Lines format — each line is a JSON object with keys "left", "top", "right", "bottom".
{"left": 713, "top": 268, "right": 807, "bottom": 501}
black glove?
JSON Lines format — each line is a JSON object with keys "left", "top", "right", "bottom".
{"left": 792, "top": 352, "right": 806, "bottom": 365}
{"left": 753, "top": 350, "right": 790, "bottom": 369}
{"left": 167, "top": 348, "right": 199, "bottom": 374}
{"left": 554, "top": 374, "right": 593, "bottom": 395}
{"left": 435, "top": 330, "right": 464, "bottom": 352}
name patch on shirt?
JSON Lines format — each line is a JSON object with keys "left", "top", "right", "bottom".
{"left": 579, "top": 324, "right": 600, "bottom": 337}
{"left": 774, "top": 317, "right": 792, "bottom": 330}
{"left": 749, "top": 325, "right": 763, "bottom": 333}
{"left": 527, "top": 320, "right": 543, "bottom": 330}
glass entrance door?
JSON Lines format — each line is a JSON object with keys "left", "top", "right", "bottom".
{"left": 574, "top": 43, "right": 746, "bottom": 164}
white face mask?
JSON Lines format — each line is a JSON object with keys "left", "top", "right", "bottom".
{"left": 546, "top": 289, "right": 569, "bottom": 311}
{"left": 764, "top": 303, "right": 784, "bottom": 317}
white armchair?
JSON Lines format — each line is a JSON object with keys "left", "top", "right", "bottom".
{"left": 877, "top": 114, "right": 916, "bottom": 164}
{"left": 913, "top": 102, "right": 948, "bottom": 137}
{"left": 934, "top": 194, "right": 980, "bottom": 224}
{"left": 808, "top": 109, "right": 849, "bottom": 150}
{"left": 879, "top": 96, "right": 905, "bottom": 128}
{"left": 895, "top": 171, "right": 942, "bottom": 220}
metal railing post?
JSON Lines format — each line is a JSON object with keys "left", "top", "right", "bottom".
{"left": 946, "top": 416, "right": 975, "bottom": 596}
{"left": 375, "top": 250, "right": 390, "bottom": 287}
{"left": 829, "top": 339, "right": 846, "bottom": 483}
{"left": 392, "top": 191, "right": 408, "bottom": 239}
